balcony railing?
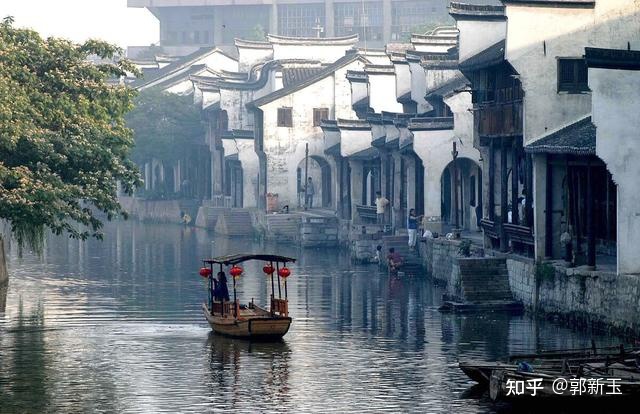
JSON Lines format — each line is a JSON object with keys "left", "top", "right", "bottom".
{"left": 478, "top": 101, "right": 523, "bottom": 137}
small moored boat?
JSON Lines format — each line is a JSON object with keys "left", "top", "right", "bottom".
{"left": 198, "top": 254, "right": 296, "bottom": 340}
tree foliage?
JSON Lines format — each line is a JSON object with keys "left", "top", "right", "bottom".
{"left": 0, "top": 17, "right": 142, "bottom": 252}
{"left": 126, "top": 88, "right": 204, "bottom": 165}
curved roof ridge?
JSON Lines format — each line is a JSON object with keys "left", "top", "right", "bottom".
{"left": 267, "top": 33, "right": 359, "bottom": 45}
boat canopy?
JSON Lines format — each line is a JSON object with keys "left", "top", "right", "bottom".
{"left": 204, "top": 254, "right": 296, "bottom": 266}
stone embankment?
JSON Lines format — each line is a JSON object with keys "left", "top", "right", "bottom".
{"left": 419, "top": 236, "right": 640, "bottom": 336}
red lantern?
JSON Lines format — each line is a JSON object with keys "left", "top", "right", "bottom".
{"left": 278, "top": 267, "right": 291, "bottom": 278}
{"left": 263, "top": 264, "right": 275, "bottom": 275}
{"left": 199, "top": 267, "right": 212, "bottom": 278}
{"left": 230, "top": 265, "right": 243, "bottom": 278}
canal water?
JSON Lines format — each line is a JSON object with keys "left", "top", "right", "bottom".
{"left": 0, "top": 222, "right": 627, "bottom": 413}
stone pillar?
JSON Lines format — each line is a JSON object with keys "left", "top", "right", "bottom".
{"left": 488, "top": 141, "right": 495, "bottom": 221}
{"left": 500, "top": 140, "right": 508, "bottom": 252}
{"left": 270, "top": 1, "right": 278, "bottom": 35}
{"left": 380, "top": 152, "right": 390, "bottom": 199}
{"left": 404, "top": 155, "right": 416, "bottom": 211}
{"left": 325, "top": 0, "right": 335, "bottom": 37}
{"left": 349, "top": 159, "right": 363, "bottom": 221}
{"left": 342, "top": 157, "right": 351, "bottom": 219}
{"left": 382, "top": 0, "right": 392, "bottom": 44}
{"left": 392, "top": 152, "right": 403, "bottom": 231}
{"left": 532, "top": 154, "right": 548, "bottom": 259}
{"left": 144, "top": 162, "right": 151, "bottom": 191}
{"left": 511, "top": 140, "right": 519, "bottom": 225}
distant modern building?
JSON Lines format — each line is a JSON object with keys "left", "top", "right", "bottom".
{"left": 127, "top": 0, "right": 451, "bottom": 56}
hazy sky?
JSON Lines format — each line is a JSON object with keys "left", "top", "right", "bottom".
{"left": 0, "top": 0, "right": 158, "bottom": 48}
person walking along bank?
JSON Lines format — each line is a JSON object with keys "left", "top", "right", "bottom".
{"left": 305, "top": 177, "right": 315, "bottom": 209}
{"left": 407, "top": 209, "right": 422, "bottom": 249}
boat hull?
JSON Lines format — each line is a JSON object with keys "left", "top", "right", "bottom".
{"left": 202, "top": 303, "right": 291, "bottom": 340}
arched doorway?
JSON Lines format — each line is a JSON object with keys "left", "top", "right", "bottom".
{"left": 297, "top": 155, "right": 332, "bottom": 208}
{"left": 441, "top": 157, "right": 482, "bottom": 232}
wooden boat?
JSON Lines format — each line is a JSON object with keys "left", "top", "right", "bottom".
{"left": 460, "top": 344, "right": 640, "bottom": 386}
{"left": 489, "top": 367, "right": 640, "bottom": 401}
{"left": 198, "top": 254, "right": 296, "bottom": 340}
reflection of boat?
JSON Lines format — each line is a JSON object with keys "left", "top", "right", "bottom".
{"left": 206, "top": 331, "right": 291, "bottom": 355}
{"left": 199, "top": 254, "right": 296, "bottom": 340}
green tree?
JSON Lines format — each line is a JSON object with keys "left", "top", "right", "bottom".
{"left": 126, "top": 88, "right": 204, "bottom": 166}
{"left": 0, "top": 17, "right": 142, "bottom": 259}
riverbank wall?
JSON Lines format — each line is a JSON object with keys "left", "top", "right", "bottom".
{"left": 119, "top": 196, "right": 200, "bottom": 224}
{"left": 418, "top": 237, "right": 640, "bottom": 337}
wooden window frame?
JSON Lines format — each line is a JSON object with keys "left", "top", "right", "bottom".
{"left": 557, "top": 58, "right": 589, "bottom": 93}
{"left": 313, "top": 108, "right": 329, "bottom": 127}
{"left": 277, "top": 107, "right": 293, "bottom": 127}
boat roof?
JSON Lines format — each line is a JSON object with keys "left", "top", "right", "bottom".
{"left": 204, "top": 254, "right": 297, "bottom": 265}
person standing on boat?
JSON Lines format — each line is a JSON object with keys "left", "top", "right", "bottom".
{"left": 214, "top": 271, "right": 230, "bottom": 302}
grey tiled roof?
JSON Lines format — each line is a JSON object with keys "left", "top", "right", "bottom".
{"left": 525, "top": 117, "right": 595, "bottom": 155}
{"left": 425, "top": 73, "right": 469, "bottom": 98}
{"left": 283, "top": 67, "right": 324, "bottom": 88}
{"left": 449, "top": 2, "right": 506, "bottom": 19}
{"left": 459, "top": 40, "right": 505, "bottom": 72}
{"left": 130, "top": 47, "right": 235, "bottom": 89}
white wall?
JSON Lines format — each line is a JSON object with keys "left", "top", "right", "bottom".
{"left": 408, "top": 60, "right": 430, "bottom": 113}
{"left": 393, "top": 62, "right": 411, "bottom": 101}
{"left": 259, "top": 75, "right": 336, "bottom": 207}
{"left": 199, "top": 51, "right": 239, "bottom": 73}
{"left": 368, "top": 72, "right": 404, "bottom": 113}
{"left": 457, "top": 19, "right": 506, "bottom": 62}
{"left": 505, "top": 0, "right": 640, "bottom": 144}
{"left": 237, "top": 46, "right": 273, "bottom": 73}
{"left": 590, "top": 67, "right": 640, "bottom": 275}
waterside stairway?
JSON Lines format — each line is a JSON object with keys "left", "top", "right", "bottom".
{"left": 439, "top": 258, "right": 523, "bottom": 313}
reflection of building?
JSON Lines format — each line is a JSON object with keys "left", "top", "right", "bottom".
{"left": 127, "top": 0, "right": 452, "bottom": 56}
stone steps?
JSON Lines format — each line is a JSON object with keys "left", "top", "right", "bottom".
{"left": 381, "top": 235, "right": 424, "bottom": 276}
{"left": 214, "top": 210, "right": 254, "bottom": 236}
{"left": 264, "top": 213, "right": 302, "bottom": 240}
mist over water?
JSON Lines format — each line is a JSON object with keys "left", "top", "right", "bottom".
{"left": 0, "top": 222, "right": 624, "bottom": 412}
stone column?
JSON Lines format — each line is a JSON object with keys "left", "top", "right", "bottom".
{"left": 404, "top": 155, "right": 416, "bottom": 212}
{"left": 342, "top": 157, "right": 351, "bottom": 219}
{"left": 500, "top": 140, "right": 508, "bottom": 252}
{"left": 392, "top": 152, "right": 403, "bottom": 231}
{"left": 349, "top": 159, "right": 363, "bottom": 221}
{"left": 382, "top": 0, "right": 392, "bottom": 44}
{"left": 532, "top": 154, "right": 548, "bottom": 260}
{"left": 325, "top": 0, "right": 335, "bottom": 37}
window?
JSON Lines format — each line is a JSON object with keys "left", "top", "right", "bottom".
{"left": 277, "top": 107, "right": 293, "bottom": 127}
{"left": 278, "top": 4, "right": 325, "bottom": 37}
{"left": 558, "top": 58, "right": 589, "bottom": 93}
{"left": 313, "top": 108, "right": 329, "bottom": 127}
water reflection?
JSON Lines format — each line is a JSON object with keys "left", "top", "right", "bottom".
{"left": 0, "top": 221, "right": 629, "bottom": 413}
